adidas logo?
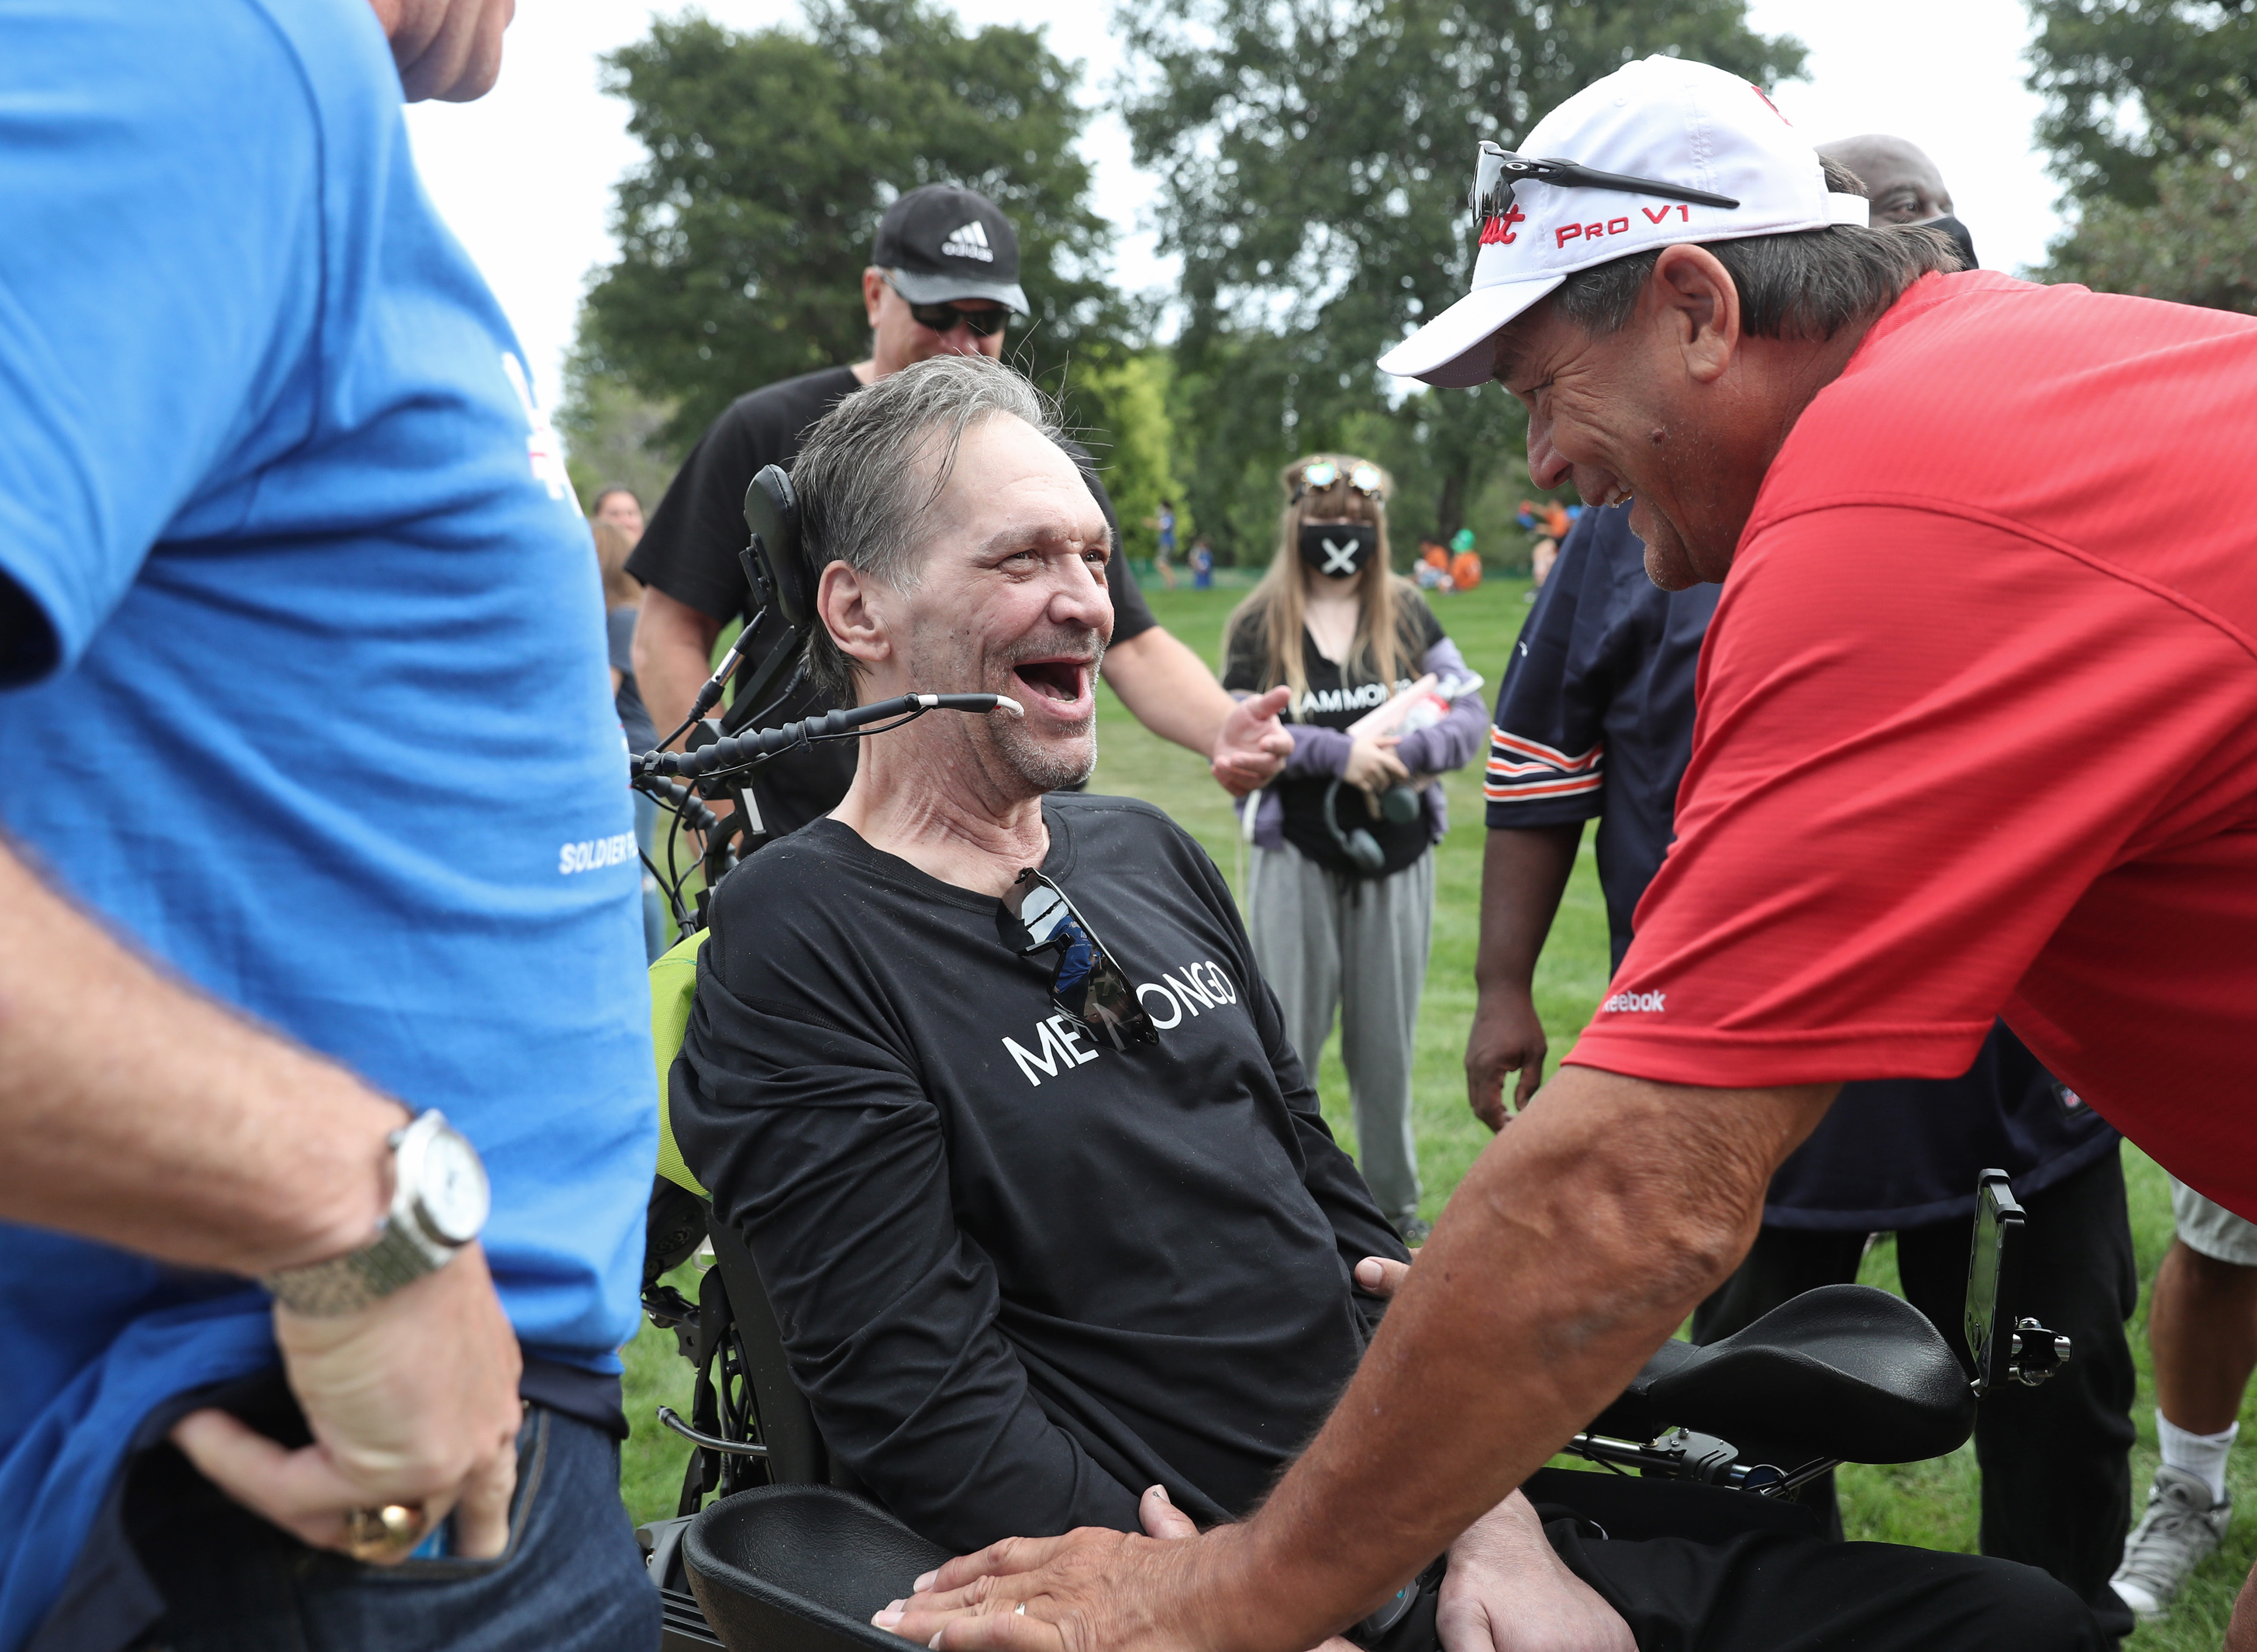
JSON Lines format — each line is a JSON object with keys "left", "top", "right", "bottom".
{"left": 939, "top": 220, "right": 994, "bottom": 262}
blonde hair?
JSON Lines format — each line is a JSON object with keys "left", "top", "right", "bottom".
{"left": 1225, "top": 453, "right": 1413, "bottom": 717}
{"left": 593, "top": 518, "right": 642, "bottom": 611}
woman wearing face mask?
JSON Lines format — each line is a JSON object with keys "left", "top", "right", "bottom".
{"left": 1221, "top": 456, "right": 1489, "bottom": 1243}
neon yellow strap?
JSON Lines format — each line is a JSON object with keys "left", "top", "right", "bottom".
{"left": 650, "top": 928, "right": 710, "bottom": 1196}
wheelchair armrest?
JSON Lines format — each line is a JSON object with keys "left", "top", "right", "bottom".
{"left": 685, "top": 1483, "right": 952, "bottom": 1652}
{"left": 1581, "top": 1285, "right": 1975, "bottom": 1466}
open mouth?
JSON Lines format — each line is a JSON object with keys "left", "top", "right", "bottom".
{"left": 1011, "top": 659, "right": 1089, "bottom": 705}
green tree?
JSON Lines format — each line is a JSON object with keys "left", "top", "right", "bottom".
{"left": 577, "top": 1, "right": 1120, "bottom": 452}
{"left": 1117, "top": 0, "right": 1803, "bottom": 555}
{"left": 1074, "top": 350, "right": 1187, "bottom": 561}
{"left": 2026, "top": 0, "right": 2257, "bottom": 207}
{"left": 2043, "top": 107, "right": 2257, "bottom": 311}
{"left": 559, "top": 354, "right": 682, "bottom": 514}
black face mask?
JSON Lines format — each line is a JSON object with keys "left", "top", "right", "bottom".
{"left": 1300, "top": 523, "right": 1374, "bottom": 579}
{"left": 1922, "top": 213, "right": 1978, "bottom": 271}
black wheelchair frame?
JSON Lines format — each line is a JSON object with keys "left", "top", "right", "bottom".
{"left": 632, "top": 1171, "right": 2066, "bottom": 1652}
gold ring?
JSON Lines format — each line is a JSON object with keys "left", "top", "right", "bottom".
{"left": 343, "top": 1502, "right": 430, "bottom": 1562}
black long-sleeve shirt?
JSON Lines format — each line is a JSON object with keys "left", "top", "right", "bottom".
{"left": 672, "top": 795, "right": 1408, "bottom": 1550}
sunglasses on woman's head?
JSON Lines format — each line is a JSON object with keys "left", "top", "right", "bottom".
{"left": 1002, "top": 868, "right": 1158, "bottom": 1048}
{"left": 884, "top": 274, "right": 1010, "bottom": 338}
{"left": 1297, "top": 460, "right": 1385, "bottom": 501}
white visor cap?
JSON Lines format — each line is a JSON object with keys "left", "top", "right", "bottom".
{"left": 1377, "top": 56, "right": 1871, "bottom": 388}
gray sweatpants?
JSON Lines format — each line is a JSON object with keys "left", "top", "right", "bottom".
{"left": 1246, "top": 840, "right": 1434, "bottom": 1230}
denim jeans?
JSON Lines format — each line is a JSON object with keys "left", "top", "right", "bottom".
{"left": 121, "top": 1400, "right": 660, "bottom": 1652}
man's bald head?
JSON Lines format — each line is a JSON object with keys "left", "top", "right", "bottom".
{"left": 1817, "top": 135, "right": 1952, "bottom": 226}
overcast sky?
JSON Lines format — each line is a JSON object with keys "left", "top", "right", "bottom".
{"left": 403, "top": 0, "right": 2067, "bottom": 426}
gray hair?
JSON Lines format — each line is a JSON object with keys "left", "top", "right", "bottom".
{"left": 793, "top": 355, "right": 1073, "bottom": 703}
{"left": 1550, "top": 158, "right": 1963, "bottom": 342}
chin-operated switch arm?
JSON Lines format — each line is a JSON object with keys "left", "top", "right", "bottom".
{"left": 640, "top": 693, "right": 1023, "bottom": 787}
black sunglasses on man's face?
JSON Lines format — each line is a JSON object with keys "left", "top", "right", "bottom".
{"left": 885, "top": 274, "right": 1010, "bottom": 338}
{"left": 1001, "top": 868, "right": 1158, "bottom": 1048}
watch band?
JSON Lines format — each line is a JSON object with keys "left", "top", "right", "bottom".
{"left": 263, "top": 1218, "right": 448, "bottom": 1316}
{"left": 262, "top": 1112, "right": 480, "bottom": 1317}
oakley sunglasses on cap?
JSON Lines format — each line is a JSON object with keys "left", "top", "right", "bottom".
{"left": 1297, "top": 459, "right": 1385, "bottom": 500}
{"left": 1468, "top": 140, "right": 1741, "bottom": 223}
{"left": 1002, "top": 868, "right": 1158, "bottom": 1048}
{"left": 885, "top": 272, "right": 1010, "bottom": 338}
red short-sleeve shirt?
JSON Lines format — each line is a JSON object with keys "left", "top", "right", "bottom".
{"left": 1570, "top": 271, "right": 2257, "bottom": 1217}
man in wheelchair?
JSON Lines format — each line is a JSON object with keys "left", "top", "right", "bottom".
{"left": 669, "top": 354, "right": 2102, "bottom": 1651}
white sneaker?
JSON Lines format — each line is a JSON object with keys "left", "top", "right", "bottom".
{"left": 2111, "top": 1465, "right": 2232, "bottom": 1618}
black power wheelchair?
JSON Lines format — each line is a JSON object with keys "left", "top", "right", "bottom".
{"left": 631, "top": 1155, "right": 2066, "bottom": 1652}
{"left": 626, "top": 473, "right": 2073, "bottom": 1652}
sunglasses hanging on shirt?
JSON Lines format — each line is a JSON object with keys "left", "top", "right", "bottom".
{"left": 1001, "top": 868, "right": 1158, "bottom": 1048}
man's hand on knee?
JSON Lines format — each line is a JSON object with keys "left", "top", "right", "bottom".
{"left": 1439, "top": 1491, "right": 1632, "bottom": 1652}
{"left": 171, "top": 1241, "right": 524, "bottom": 1561}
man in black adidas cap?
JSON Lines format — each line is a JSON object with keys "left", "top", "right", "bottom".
{"left": 629, "top": 183, "right": 1287, "bottom": 837}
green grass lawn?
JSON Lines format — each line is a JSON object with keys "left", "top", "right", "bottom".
{"left": 620, "top": 576, "right": 2251, "bottom": 1645}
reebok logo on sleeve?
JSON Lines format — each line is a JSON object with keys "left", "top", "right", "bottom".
{"left": 1600, "top": 989, "right": 1666, "bottom": 1014}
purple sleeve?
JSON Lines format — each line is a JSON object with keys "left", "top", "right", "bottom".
{"left": 1282, "top": 722, "right": 1354, "bottom": 778}
{"left": 1391, "top": 637, "right": 1487, "bottom": 775}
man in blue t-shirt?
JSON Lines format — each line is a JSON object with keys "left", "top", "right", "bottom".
{"left": 1468, "top": 500, "right": 2136, "bottom": 1636}
{"left": 0, "top": 3, "right": 655, "bottom": 1649}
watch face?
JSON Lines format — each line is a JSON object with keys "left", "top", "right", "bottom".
{"left": 414, "top": 1126, "right": 491, "bottom": 1244}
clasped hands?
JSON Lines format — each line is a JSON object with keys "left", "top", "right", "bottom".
{"left": 875, "top": 1253, "right": 1631, "bottom": 1652}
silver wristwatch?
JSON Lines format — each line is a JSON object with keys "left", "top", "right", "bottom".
{"left": 263, "top": 1110, "right": 491, "bottom": 1317}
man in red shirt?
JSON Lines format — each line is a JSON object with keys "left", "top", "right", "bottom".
{"left": 885, "top": 53, "right": 2257, "bottom": 1652}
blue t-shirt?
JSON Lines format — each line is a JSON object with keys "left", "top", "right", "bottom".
{"left": 0, "top": 3, "right": 653, "bottom": 1643}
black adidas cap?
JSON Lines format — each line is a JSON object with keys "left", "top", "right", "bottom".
{"left": 871, "top": 184, "right": 1029, "bottom": 315}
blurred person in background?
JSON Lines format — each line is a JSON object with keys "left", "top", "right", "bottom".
{"left": 0, "top": 0, "right": 658, "bottom": 1648}
{"left": 629, "top": 184, "right": 1286, "bottom": 838}
{"left": 1149, "top": 498, "right": 1178, "bottom": 588}
{"left": 1448, "top": 541, "right": 1483, "bottom": 593}
{"left": 591, "top": 484, "right": 645, "bottom": 540}
{"left": 2110, "top": 1185, "right": 2257, "bottom": 1620}
{"left": 1190, "top": 536, "right": 1215, "bottom": 589}
{"left": 595, "top": 513, "right": 666, "bottom": 959}
{"left": 1516, "top": 501, "right": 1570, "bottom": 591}
{"left": 1221, "top": 458, "right": 1487, "bottom": 1243}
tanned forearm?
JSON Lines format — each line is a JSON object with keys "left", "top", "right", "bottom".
{"left": 632, "top": 584, "right": 726, "bottom": 750}
{"left": 1103, "top": 626, "right": 1236, "bottom": 757}
{"left": 1213, "top": 1066, "right": 1837, "bottom": 1650}
{"left": 0, "top": 842, "right": 401, "bottom": 1275}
